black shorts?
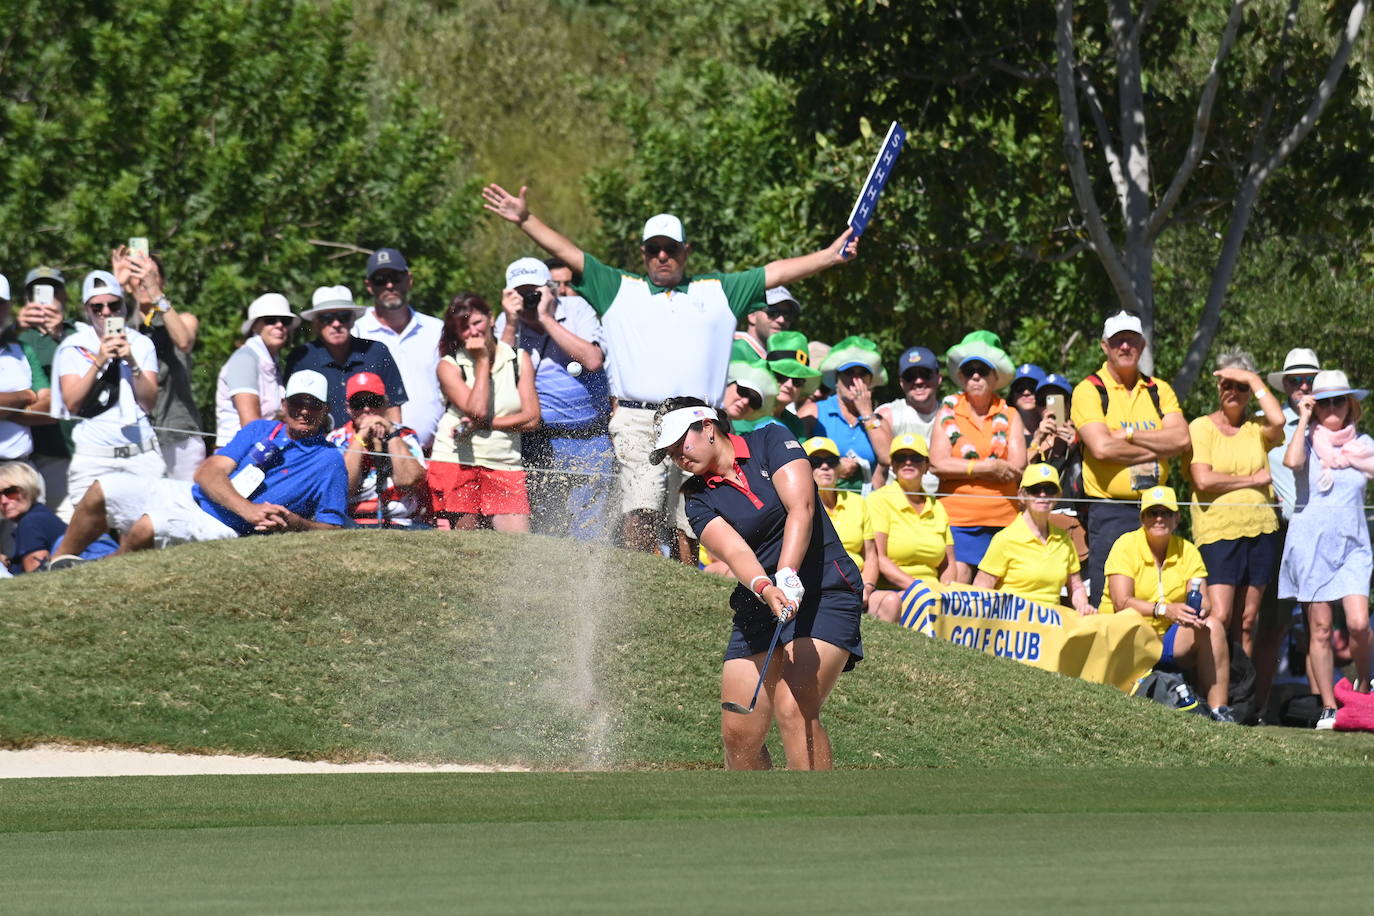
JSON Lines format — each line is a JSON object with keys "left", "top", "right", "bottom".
{"left": 1199, "top": 532, "right": 1280, "bottom": 588}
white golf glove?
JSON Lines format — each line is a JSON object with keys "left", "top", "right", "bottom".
{"left": 774, "top": 567, "right": 804, "bottom": 619}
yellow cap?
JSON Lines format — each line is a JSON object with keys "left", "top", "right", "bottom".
{"left": 1019, "top": 463, "right": 1061, "bottom": 490}
{"left": 1139, "top": 485, "right": 1180, "bottom": 514}
{"left": 889, "top": 432, "right": 929, "bottom": 459}
{"left": 803, "top": 436, "right": 840, "bottom": 457}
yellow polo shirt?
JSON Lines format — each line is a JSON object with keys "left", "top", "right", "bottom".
{"left": 868, "top": 482, "right": 952, "bottom": 582}
{"left": 978, "top": 514, "right": 1080, "bottom": 607}
{"left": 1103, "top": 528, "right": 1208, "bottom": 635}
{"left": 1188, "top": 415, "right": 1279, "bottom": 545}
{"left": 1070, "top": 363, "right": 1183, "bottom": 499}
{"left": 824, "top": 491, "right": 874, "bottom": 570}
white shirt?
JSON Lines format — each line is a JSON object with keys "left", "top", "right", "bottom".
{"left": 52, "top": 323, "right": 158, "bottom": 449}
{"left": 354, "top": 306, "right": 444, "bottom": 448}
{"left": 0, "top": 339, "right": 34, "bottom": 458}
{"left": 880, "top": 396, "right": 940, "bottom": 493}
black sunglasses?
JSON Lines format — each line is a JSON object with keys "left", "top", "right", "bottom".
{"left": 642, "top": 242, "right": 684, "bottom": 258}
{"left": 258, "top": 315, "right": 291, "bottom": 327}
{"left": 902, "top": 369, "right": 934, "bottom": 384}
{"left": 285, "top": 395, "right": 325, "bottom": 411}
{"left": 773, "top": 372, "right": 807, "bottom": 386}
{"left": 1011, "top": 382, "right": 1039, "bottom": 397}
{"left": 318, "top": 311, "right": 356, "bottom": 325}
{"left": 892, "top": 452, "right": 926, "bottom": 465}
{"left": 962, "top": 362, "right": 992, "bottom": 379}
{"left": 0, "top": 485, "right": 23, "bottom": 499}
{"left": 348, "top": 393, "right": 387, "bottom": 411}
{"left": 370, "top": 271, "right": 406, "bottom": 288}
{"left": 764, "top": 304, "right": 797, "bottom": 320}
{"left": 810, "top": 455, "right": 838, "bottom": 469}
{"left": 739, "top": 388, "right": 763, "bottom": 411}
{"left": 1025, "top": 484, "right": 1059, "bottom": 497}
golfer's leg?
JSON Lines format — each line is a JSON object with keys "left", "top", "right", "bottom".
{"left": 721, "top": 656, "right": 775, "bottom": 770}
{"left": 53, "top": 481, "right": 109, "bottom": 558}
{"left": 770, "top": 638, "right": 849, "bottom": 771}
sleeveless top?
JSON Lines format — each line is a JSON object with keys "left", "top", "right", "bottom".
{"left": 432, "top": 341, "right": 524, "bottom": 470}
{"left": 935, "top": 393, "right": 1017, "bottom": 527}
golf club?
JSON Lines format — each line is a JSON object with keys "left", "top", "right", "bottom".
{"left": 722, "top": 611, "right": 789, "bottom": 715}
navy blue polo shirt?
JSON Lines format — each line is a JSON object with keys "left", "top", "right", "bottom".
{"left": 193, "top": 419, "right": 349, "bottom": 535}
{"left": 284, "top": 338, "right": 408, "bottom": 430}
{"left": 685, "top": 423, "right": 857, "bottom": 589}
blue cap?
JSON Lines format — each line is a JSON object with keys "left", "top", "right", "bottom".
{"left": 897, "top": 346, "right": 938, "bottom": 375}
{"left": 1012, "top": 363, "right": 1046, "bottom": 388}
{"left": 1037, "top": 372, "right": 1072, "bottom": 395}
{"left": 366, "top": 247, "right": 409, "bottom": 277}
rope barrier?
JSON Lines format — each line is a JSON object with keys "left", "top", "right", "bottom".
{"left": 3, "top": 404, "right": 1370, "bottom": 512}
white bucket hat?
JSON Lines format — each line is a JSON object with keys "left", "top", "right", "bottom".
{"left": 240, "top": 293, "right": 300, "bottom": 336}
{"left": 1266, "top": 348, "right": 1320, "bottom": 389}
{"left": 301, "top": 285, "right": 364, "bottom": 320}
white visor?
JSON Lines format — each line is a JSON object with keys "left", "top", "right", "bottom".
{"left": 648, "top": 406, "right": 718, "bottom": 465}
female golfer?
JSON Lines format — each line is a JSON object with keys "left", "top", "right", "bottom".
{"left": 650, "top": 396, "right": 863, "bottom": 770}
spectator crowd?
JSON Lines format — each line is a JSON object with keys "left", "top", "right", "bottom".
{"left": 1, "top": 190, "right": 1369, "bottom": 731}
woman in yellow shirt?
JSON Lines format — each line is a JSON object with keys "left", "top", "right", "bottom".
{"left": 1105, "top": 486, "right": 1233, "bottom": 722}
{"left": 1188, "top": 349, "right": 1284, "bottom": 657}
{"left": 805, "top": 437, "right": 878, "bottom": 610}
{"left": 868, "top": 433, "right": 954, "bottom": 622}
{"left": 973, "top": 464, "right": 1094, "bottom": 613}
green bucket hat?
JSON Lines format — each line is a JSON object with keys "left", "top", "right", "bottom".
{"left": 819, "top": 335, "right": 888, "bottom": 388}
{"left": 765, "top": 330, "right": 822, "bottom": 400}
{"left": 944, "top": 330, "right": 1015, "bottom": 391}
{"left": 726, "top": 357, "right": 780, "bottom": 422}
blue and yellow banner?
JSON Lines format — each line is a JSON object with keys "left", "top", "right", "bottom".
{"left": 897, "top": 580, "right": 1162, "bottom": 692}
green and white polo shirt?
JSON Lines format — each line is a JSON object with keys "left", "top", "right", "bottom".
{"left": 575, "top": 253, "right": 766, "bottom": 405}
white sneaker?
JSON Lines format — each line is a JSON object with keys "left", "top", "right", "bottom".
{"left": 1316, "top": 707, "right": 1337, "bottom": 730}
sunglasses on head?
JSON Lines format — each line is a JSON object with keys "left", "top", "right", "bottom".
{"left": 1025, "top": 484, "right": 1058, "bottom": 497}
{"left": 902, "top": 369, "right": 934, "bottom": 384}
{"left": 348, "top": 392, "right": 387, "bottom": 411}
{"left": 642, "top": 241, "right": 684, "bottom": 258}
{"left": 0, "top": 485, "right": 23, "bottom": 499}
{"left": 318, "top": 311, "right": 355, "bottom": 326}
{"left": 810, "top": 455, "right": 838, "bottom": 469}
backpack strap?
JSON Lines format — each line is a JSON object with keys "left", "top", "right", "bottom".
{"left": 1086, "top": 372, "right": 1163, "bottom": 419}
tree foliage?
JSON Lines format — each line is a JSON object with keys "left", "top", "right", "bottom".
{"left": 0, "top": 0, "right": 478, "bottom": 409}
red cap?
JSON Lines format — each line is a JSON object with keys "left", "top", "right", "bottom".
{"left": 345, "top": 371, "right": 386, "bottom": 400}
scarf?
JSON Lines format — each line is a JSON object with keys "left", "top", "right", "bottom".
{"left": 1311, "top": 423, "right": 1374, "bottom": 492}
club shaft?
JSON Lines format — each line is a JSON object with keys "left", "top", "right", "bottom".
{"left": 745, "top": 616, "right": 787, "bottom": 711}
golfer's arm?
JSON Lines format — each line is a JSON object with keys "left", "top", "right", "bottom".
{"left": 772, "top": 458, "right": 816, "bottom": 573}
{"left": 518, "top": 213, "right": 585, "bottom": 276}
{"left": 699, "top": 517, "right": 769, "bottom": 587}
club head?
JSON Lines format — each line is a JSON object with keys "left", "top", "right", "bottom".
{"left": 720, "top": 701, "right": 754, "bottom": 715}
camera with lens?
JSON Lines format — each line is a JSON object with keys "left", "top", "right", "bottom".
{"left": 519, "top": 287, "right": 543, "bottom": 314}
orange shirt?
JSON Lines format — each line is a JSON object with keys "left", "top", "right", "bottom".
{"left": 935, "top": 393, "right": 1018, "bottom": 528}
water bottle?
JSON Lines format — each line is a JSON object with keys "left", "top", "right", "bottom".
{"left": 1186, "top": 578, "right": 1205, "bottom": 618}
{"left": 231, "top": 438, "right": 285, "bottom": 499}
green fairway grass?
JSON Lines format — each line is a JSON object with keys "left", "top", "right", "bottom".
{"left": 4, "top": 770, "right": 1373, "bottom": 914}
{"left": 5, "top": 530, "right": 1374, "bottom": 767}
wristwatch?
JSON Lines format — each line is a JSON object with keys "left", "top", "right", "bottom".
{"left": 1153, "top": 602, "right": 1166, "bottom": 619}
{"left": 1125, "top": 427, "right": 1136, "bottom": 442}
{"left": 155, "top": 296, "right": 171, "bottom": 313}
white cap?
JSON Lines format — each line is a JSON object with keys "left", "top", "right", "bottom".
{"left": 284, "top": 369, "right": 329, "bottom": 402}
{"left": 81, "top": 269, "right": 124, "bottom": 304}
{"left": 505, "top": 257, "right": 551, "bottom": 290}
{"left": 765, "top": 286, "right": 800, "bottom": 310}
{"left": 240, "top": 293, "right": 300, "bottom": 336}
{"left": 648, "top": 405, "right": 719, "bottom": 466}
{"left": 301, "top": 285, "right": 363, "bottom": 320}
{"left": 1101, "top": 311, "right": 1144, "bottom": 340}
{"left": 642, "top": 213, "right": 685, "bottom": 243}
{"left": 0, "top": 273, "right": 9, "bottom": 301}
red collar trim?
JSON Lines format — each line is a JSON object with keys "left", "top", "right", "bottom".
{"left": 705, "top": 434, "right": 763, "bottom": 509}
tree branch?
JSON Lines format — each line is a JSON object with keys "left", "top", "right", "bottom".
{"left": 1147, "top": 0, "right": 1247, "bottom": 239}
{"left": 1054, "top": 0, "right": 1139, "bottom": 310}
{"left": 1078, "top": 67, "right": 1127, "bottom": 208}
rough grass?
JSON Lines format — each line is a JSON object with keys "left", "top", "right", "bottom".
{"left": 4, "top": 530, "right": 1373, "bottom": 768}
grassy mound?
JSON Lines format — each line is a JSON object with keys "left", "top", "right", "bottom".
{"left": 4, "top": 530, "right": 1373, "bottom": 768}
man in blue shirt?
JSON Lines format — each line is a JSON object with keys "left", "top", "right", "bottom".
{"left": 286, "top": 285, "right": 407, "bottom": 430}
{"left": 48, "top": 371, "right": 347, "bottom": 565}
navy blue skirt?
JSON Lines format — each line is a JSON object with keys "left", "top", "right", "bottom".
{"left": 724, "top": 558, "right": 864, "bottom": 671}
